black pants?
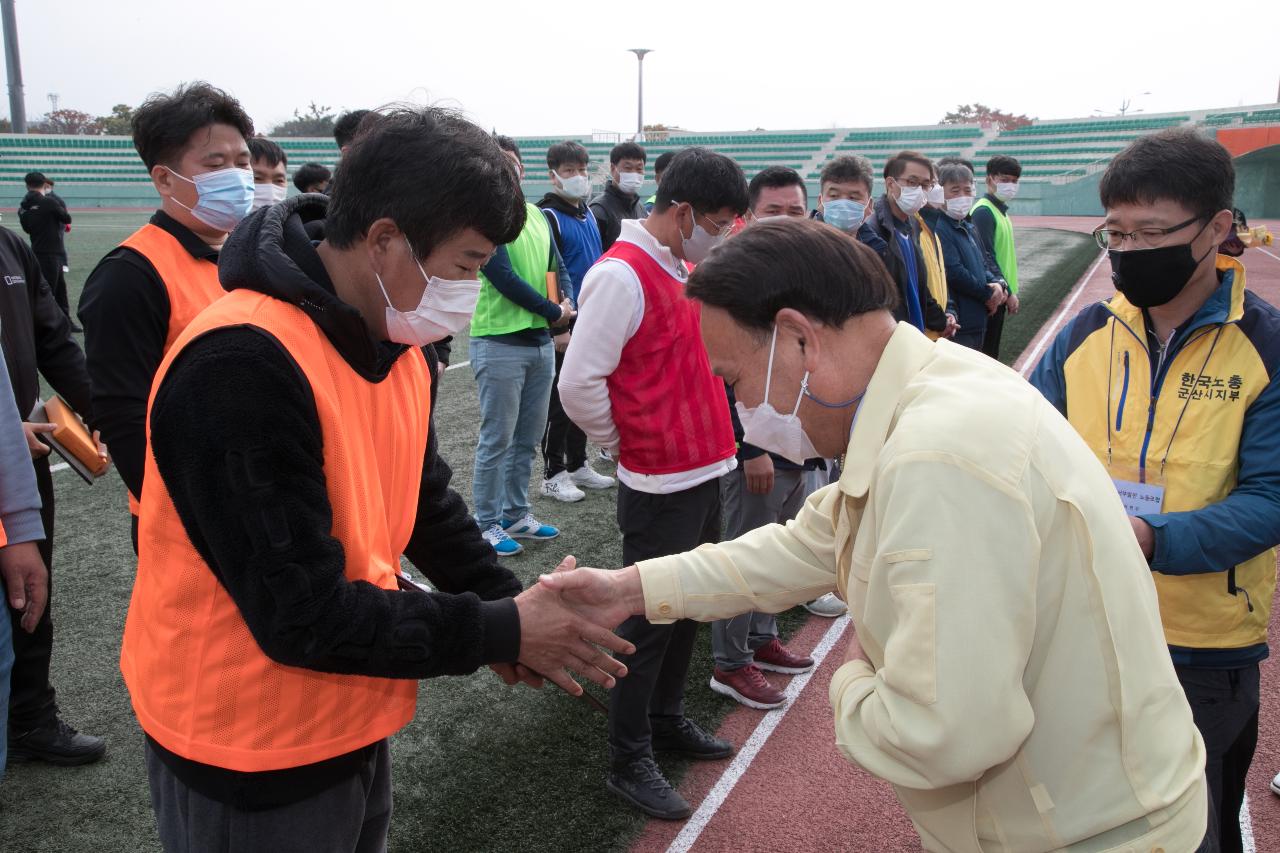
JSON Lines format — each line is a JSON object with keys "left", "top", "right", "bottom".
{"left": 8, "top": 455, "right": 58, "bottom": 732}
{"left": 542, "top": 349, "right": 587, "bottom": 478}
{"left": 608, "top": 478, "right": 721, "bottom": 763}
{"left": 981, "top": 302, "right": 1006, "bottom": 360}
{"left": 1176, "top": 664, "right": 1260, "bottom": 853}
{"left": 35, "top": 253, "right": 70, "bottom": 318}
{"left": 147, "top": 739, "right": 392, "bottom": 853}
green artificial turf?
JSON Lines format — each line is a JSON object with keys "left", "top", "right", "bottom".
{"left": 0, "top": 214, "right": 1095, "bottom": 852}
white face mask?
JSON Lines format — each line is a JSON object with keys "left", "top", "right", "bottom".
{"left": 556, "top": 173, "right": 591, "bottom": 201}
{"left": 617, "top": 171, "right": 644, "bottom": 194}
{"left": 945, "top": 195, "right": 975, "bottom": 221}
{"left": 677, "top": 204, "right": 728, "bottom": 265}
{"left": 251, "top": 183, "right": 287, "bottom": 211}
{"left": 926, "top": 184, "right": 945, "bottom": 207}
{"left": 377, "top": 236, "right": 483, "bottom": 346}
{"left": 895, "top": 184, "right": 926, "bottom": 216}
{"left": 994, "top": 181, "right": 1019, "bottom": 201}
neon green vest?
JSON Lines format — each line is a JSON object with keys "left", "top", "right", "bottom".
{"left": 971, "top": 197, "right": 1019, "bottom": 293}
{"left": 471, "top": 202, "right": 552, "bottom": 337}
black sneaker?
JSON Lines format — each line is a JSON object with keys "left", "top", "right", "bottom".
{"left": 8, "top": 717, "right": 106, "bottom": 766}
{"left": 650, "top": 717, "right": 734, "bottom": 760}
{"left": 606, "top": 756, "right": 692, "bottom": 820}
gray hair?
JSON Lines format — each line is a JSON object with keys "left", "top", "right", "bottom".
{"left": 938, "top": 163, "right": 974, "bottom": 186}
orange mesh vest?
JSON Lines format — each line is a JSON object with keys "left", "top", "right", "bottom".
{"left": 119, "top": 224, "right": 225, "bottom": 515}
{"left": 120, "top": 288, "right": 429, "bottom": 772}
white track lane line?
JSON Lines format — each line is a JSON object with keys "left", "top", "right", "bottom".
{"left": 1241, "top": 793, "right": 1255, "bottom": 853}
{"left": 1256, "top": 246, "right": 1279, "bottom": 264}
{"left": 445, "top": 359, "right": 470, "bottom": 371}
{"left": 1018, "top": 248, "right": 1108, "bottom": 377}
{"left": 665, "top": 616, "right": 851, "bottom": 853}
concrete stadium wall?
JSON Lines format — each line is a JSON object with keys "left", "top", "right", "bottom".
{"left": 0, "top": 182, "right": 159, "bottom": 210}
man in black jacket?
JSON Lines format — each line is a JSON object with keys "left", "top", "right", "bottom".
{"left": 589, "top": 141, "right": 648, "bottom": 251}
{"left": 129, "top": 108, "right": 632, "bottom": 850}
{"left": 0, "top": 225, "right": 106, "bottom": 766}
{"left": 17, "top": 172, "right": 75, "bottom": 327}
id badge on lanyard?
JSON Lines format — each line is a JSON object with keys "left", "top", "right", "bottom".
{"left": 1110, "top": 464, "right": 1165, "bottom": 517}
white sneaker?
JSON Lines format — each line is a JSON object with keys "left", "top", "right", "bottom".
{"left": 803, "top": 593, "right": 846, "bottom": 618}
{"left": 541, "top": 471, "right": 586, "bottom": 503}
{"left": 1272, "top": 771, "right": 1280, "bottom": 797}
{"left": 570, "top": 463, "right": 615, "bottom": 490}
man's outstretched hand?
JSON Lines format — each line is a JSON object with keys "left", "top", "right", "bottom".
{"left": 537, "top": 562, "right": 645, "bottom": 632}
{"left": 513, "top": 556, "right": 636, "bottom": 697}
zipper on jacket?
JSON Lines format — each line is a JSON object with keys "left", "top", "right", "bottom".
{"left": 1115, "top": 351, "right": 1130, "bottom": 433}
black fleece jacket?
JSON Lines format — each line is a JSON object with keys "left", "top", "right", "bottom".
{"left": 145, "top": 194, "right": 522, "bottom": 807}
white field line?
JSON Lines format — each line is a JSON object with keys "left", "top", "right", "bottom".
{"left": 665, "top": 616, "right": 851, "bottom": 853}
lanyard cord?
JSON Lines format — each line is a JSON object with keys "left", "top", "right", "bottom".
{"left": 1106, "top": 323, "right": 1116, "bottom": 466}
{"left": 1156, "top": 325, "right": 1225, "bottom": 479}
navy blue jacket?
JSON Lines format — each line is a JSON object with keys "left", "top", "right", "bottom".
{"left": 924, "top": 207, "right": 1000, "bottom": 338}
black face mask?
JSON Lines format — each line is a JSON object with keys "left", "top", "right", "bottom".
{"left": 1109, "top": 222, "right": 1213, "bottom": 308}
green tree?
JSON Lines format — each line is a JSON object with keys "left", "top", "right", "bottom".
{"left": 98, "top": 104, "right": 134, "bottom": 136}
{"left": 942, "top": 104, "right": 1034, "bottom": 130}
{"left": 271, "top": 101, "right": 336, "bottom": 137}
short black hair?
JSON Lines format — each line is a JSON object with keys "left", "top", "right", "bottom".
{"left": 610, "top": 141, "right": 647, "bottom": 166}
{"left": 687, "top": 218, "right": 898, "bottom": 335}
{"left": 884, "top": 150, "right": 933, "bottom": 180}
{"left": 293, "top": 162, "right": 331, "bottom": 193}
{"left": 493, "top": 134, "right": 521, "bottom": 161}
{"left": 24, "top": 171, "right": 46, "bottom": 189}
{"left": 1099, "top": 129, "right": 1233, "bottom": 221}
{"left": 326, "top": 107, "right": 526, "bottom": 259}
{"left": 653, "top": 150, "right": 677, "bottom": 181}
{"left": 937, "top": 155, "right": 975, "bottom": 173}
{"left": 547, "top": 140, "right": 589, "bottom": 171}
{"left": 248, "top": 136, "right": 286, "bottom": 168}
{"left": 653, "top": 147, "right": 748, "bottom": 216}
{"left": 333, "top": 110, "right": 371, "bottom": 149}
{"left": 748, "top": 166, "right": 807, "bottom": 209}
{"left": 820, "top": 156, "right": 873, "bottom": 193}
{"left": 131, "top": 81, "right": 254, "bottom": 171}
{"left": 985, "top": 154, "right": 1022, "bottom": 179}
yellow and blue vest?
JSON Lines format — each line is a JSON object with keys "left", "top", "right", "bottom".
{"left": 1030, "top": 256, "right": 1280, "bottom": 666}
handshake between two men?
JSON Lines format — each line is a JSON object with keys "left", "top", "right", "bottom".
{"left": 496, "top": 557, "right": 645, "bottom": 697}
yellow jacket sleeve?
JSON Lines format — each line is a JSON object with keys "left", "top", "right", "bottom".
{"left": 637, "top": 483, "right": 841, "bottom": 624}
{"left": 829, "top": 453, "right": 1038, "bottom": 790}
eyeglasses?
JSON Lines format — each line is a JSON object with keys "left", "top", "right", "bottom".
{"left": 1093, "top": 215, "right": 1204, "bottom": 250}
{"left": 894, "top": 176, "right": 935, "bottom": 190}
{"left": 675, "top": 202, "right": 734, "bottom": 238}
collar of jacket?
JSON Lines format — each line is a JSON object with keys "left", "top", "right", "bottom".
{"left": 151, "top": 209, "right": 219, "bottom": 261}
{"left": 838, "top": 322, "right": 934, "bottom": 499}
{"left": 537, "top": 192, "right": 588, "bottom": 219}
{"left": 872, "top": 194, "right": 920, "bottom": 241}
{"left": 983, "top": 192, "right": 1009, "bottom": 215}
{"left": 605, "top": 180, "right": 643, "bottom": 210}
{"left": 218, "top": 192, "right": 412, "bottom": 382}
{"left": 1105, "top": 255, "right": 1247, "bottom": 339}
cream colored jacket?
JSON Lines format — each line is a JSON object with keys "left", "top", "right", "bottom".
{"left": 638, "top": 324, "right": 1206, "bottom": 853}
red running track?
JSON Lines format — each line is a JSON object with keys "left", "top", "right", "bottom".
{"left": 631, "top": 221, "right": 1280, "bottom": 853}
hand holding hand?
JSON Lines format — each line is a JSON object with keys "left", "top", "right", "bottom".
{"left": 489, "top": 662, "right": 545, "bottom": 689}
{"left": 515, "top": 556, "right": 635, "bottom": 697}
{"left": 1006, "top": 292, "right": 1021, "bottom": 315}
{"left": 538, "top": 562, "right": 645, "bottom": 631}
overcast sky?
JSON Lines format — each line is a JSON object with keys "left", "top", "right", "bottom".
{"left": 8, "top": 0, "right": 1277, "bottom": 136}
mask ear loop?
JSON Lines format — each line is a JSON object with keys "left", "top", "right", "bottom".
{"left": 763, "top": 325, "right": 780, "bottom": 409}
{"left": 374, "top": 271, "right": 394, "bottom": 309}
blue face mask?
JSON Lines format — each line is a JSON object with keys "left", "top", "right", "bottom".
{"left": 168, "top": 166, "right": 255, "bottom": 232}
{"left": 822, "top": 198, "right": 867, "bottom": 233}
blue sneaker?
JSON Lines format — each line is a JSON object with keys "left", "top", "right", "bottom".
{"left": 482, "top": 523, "right": 523, "bottom": 556}
{"left": 502, "top": 513, "right": 560, "bottom": 541}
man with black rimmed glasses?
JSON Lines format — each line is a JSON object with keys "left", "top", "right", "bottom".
{"left": 1030, "top": 128, "right": 1280, "bottom": 853}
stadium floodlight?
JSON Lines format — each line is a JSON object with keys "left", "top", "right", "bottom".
{"left": 628, "top": 49, "right": 653, "bottom": 142}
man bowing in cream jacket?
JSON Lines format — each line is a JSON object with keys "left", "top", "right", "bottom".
{"left": 543, "top": 219, "right": 1209, "bottom": 852}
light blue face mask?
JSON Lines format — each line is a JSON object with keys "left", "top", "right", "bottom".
{"left": 822, "top": 198, "right": 867, "bottom": 233}
{"left": 168, "top": 166, "right": 255, "bottom": 232}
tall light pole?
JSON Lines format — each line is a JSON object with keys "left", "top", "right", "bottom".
{"left": 1, "top": 0, "right": 26, "bottom": 132}
{"left": 628, "top": 49, "right": 652, "bottom": 142}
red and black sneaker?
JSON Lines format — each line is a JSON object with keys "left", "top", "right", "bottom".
{"left": 710, "top": 664, "right": 787, "bottom": 710}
